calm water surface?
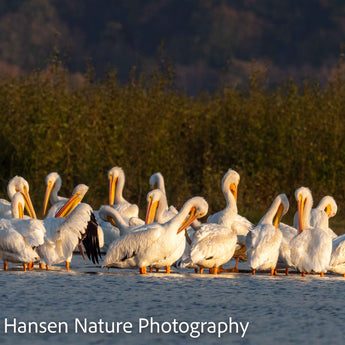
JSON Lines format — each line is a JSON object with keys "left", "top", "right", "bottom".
{"left": 0, "top": 257, "right": 343, "bottom": 345}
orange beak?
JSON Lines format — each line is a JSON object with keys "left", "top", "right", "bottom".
{"left": 274, "top": 203, "right": 284, "bottom": 228}
{"left": 22, "top": 186, "right": 37, "bottom": 219}
{"left": 145, "top": 197, "right": 159, "bottom": 224}
{"left": 109, "top": 175, "right": 117, "bottom": 206}
{"left": 42, "top": 181, "right": 54, "bottom": 218}
{"left": 55, "top": 192, "right": 82, "bottom": 218}
{"left": 177, "top": 207, "right": 199, "bottom": 234}
{"left": 230, "top": 183, "right": 237, "bottom": 203}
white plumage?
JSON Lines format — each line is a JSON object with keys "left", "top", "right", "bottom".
{"left": 0, "top": 176, "right": 37, "bottom": 219}
{"left": 180, "top": 223, "right": 237, "bottom": 274}
{"left": 289, "top": 187, "right": 332, "bottom": 275}
{"left": 246, "top": 194, "right": 288, "bottom": 274}
{"left": 37, "top": 203, "right": 101, "bottom": 269}
{"left": 102, "top": 197, "right": 208, "bottom": 274}
{"left": 108, "top": 167, "right": 139, "bottom": 223}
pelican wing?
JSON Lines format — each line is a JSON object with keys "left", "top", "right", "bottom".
{"left": 330, "top": 234, "right": 345, "bottom": 267}
{"left": 102, "top": 224, "right": 162, "bottom": 267}
{"left": 49, "top": 204, "right": 101, "bottom": 264}
{"left": 190, "top": 225, "right": 237, "bottom": 265}
{"left": 0, "top": 221, "right": 40, "bottom": 263}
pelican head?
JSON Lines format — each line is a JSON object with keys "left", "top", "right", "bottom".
{"left": 222, "top": 169, "right": 240, "bottom": 203}
{"left": 149, "top": 172, "right": 165, "bottom": 194}
{"left": 42, "top": 172, "right": 62, "bottom": 217}
{"left": 108, "top": 167, "right": 125, "bottom": 205}
{"left": 145, "top": 189, "right": 167, "bottom": 224}
{"left": 317, "top": 196, "right": 337, "bottom": 218}
{"left": 7, "top": 176, "right": 37, "bottom": 219}
{"left": 273, "top": 194, "right": 289, "bottom": 228}
{"left": 11, "top": 192, "right": 25, "bottom": 219}
{"left": 55, "top": 184, "right": 89, "bottom": 218}
{"left": 295, "top": 187, "right": 313, "bottom": 233}
{"left": 177, "top": 197, "right": 208, "bottom": 234}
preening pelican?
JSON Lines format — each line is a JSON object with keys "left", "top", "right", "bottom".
{"left": 149, "top": 172, "right": 178, "bottom": 215}
{"left": 0, "top": 192, "right": 44, "bottom": 270}
{"left": 180, "top": 223, "right": 237, "bottom": 274}
{"left": 149, "top": 172, "right": 166, "bottom": 195}
{"left": 207, "top": 169, "right": 253, "bottom": 271}
{"left": 102, "top": 197, "right": 208, "bottom": 274}
{"left": 108, "top": 167, "right": 139, "bottom": 223}
{"left": 45, "top": 184, "right": 89, "bottom": 218}
{"left": 0, "top": 176, "right": 37, "bottom": 219}
{"left": 207, "top": 169, "right": 253, "bottom": 238}
{"left": 310, "top": 196, "right": 338, "bottom": 239}
{"left": 145, "top": 189, "right": 182, "bottom": 273}
{"left": 289, "top": 187, "right": 332, "bottom": 276}
{"left": 246, "top": 194, "right": 288, "bottom": 275}
{"left": 98, "top": 206, "right": 141, "bottom": 237}
{"left": 37, "top": 203, "right": 101, "bottom": 270}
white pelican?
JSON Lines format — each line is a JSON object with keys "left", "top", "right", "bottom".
{"left": 45, "top": 184, "right": 89, "bottom": 218}
{"left": 37, "top": 202, "right": 101, "bottom": 270}
{"left": 102, "top": 197, "right": 208, "bottom": 274}
{"left": 149, "top": 172, "right": 166, "bottom": 195}
{"left": 246, "top": 194, "right": 288, "bottom": 275}
{"left": 289, "top": 187, "right": 332, "bottom": 276}
{"left": 0, "top": 176, "right": 37, "bottom": 219}
{"left": 0, "top": 192, "right": 44, "bottom": 270}
{"left": 180, "top": 223, "right": 237, "bottom": 274}
{"left": 279, "top": 195, "right": 337, "bottom": 275}
{"left": 310, "top": 196, "right": 338, "bottom": 238}
{"left": 149, "top": 172, "right": 178, "bottom": 214}
{"left": 98, "top": 205, "right": 142, "bottom": 237}
{"left": 329, "top": 234, "right": 345, "bottom": 276}
{"left": 207, "top": 169, "right": 253, "bottom": 271}
{"left": 145, "top": 189, "right": 182, "bottom": 273}
{"left": 42, "top": 172, "right": 66, "bottom": 217}
{"left": 108, "top": 167, "right": 139, "bottom": 223}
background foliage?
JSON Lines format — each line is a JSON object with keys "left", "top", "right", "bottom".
{"left": 0, "top": 60, "right": 345, "bottom": 232}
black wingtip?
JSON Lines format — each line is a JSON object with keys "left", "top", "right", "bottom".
{"left": 82, "top": 211, "right": 102, "bottom": 264}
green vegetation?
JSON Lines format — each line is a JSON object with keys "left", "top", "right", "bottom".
{"left": 1, "top": 61, "right": 345, "bottom": 232}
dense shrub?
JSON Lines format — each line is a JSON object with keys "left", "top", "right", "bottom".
{"left": 0, "top": 62, "right": 345, "bottom": 232}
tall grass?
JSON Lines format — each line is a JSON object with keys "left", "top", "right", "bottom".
{"left": 1, "top": 61, "right": 345, "bottom": 231}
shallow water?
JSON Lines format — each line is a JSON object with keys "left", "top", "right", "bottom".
{"left": 0, "top": 256, "right": 343, "bottom": 345}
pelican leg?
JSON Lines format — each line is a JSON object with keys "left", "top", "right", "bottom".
{"left": 200, "top": 268, "right": 204, "bottom": 274}
{"left": 343, "top": 274, "right": 345, "bottom": 278}
{"left": 274, "top": 269, "right": 278, "bottom": 275}
{"left": 270, "top": 269, "right": 274, "bottom": 276}
{"left": 139, "top": 267, "right": 147, "bottom": 274}
{"left": 78, "top": 244, "right": 86, "bottom": 260}
{"left": 39, "top": 263, "right": 45, "bottom": 270}
{"left": 213, "top": 267, "right": 218, "bottom": 275}
{"left": 166, "top": 266, "right": 171, "bottom": 274}
{"left": 28, "top": 262, "right": 34, "bottom": 270}
{"left": 209, "top": 268, "right": 214, "bottom": 274}
{"left": 285, "top": 268, "right": 289, "bottom": 276}
{"left": 65, "top": 262, "right": 70, "bottom": 271}
{"left": 302, "top": 272, "right": 305, "bottom": 277}
{"left": 222, "top": 257, "right": 240, "bottom": 272}
{"left": 252, "top": 269, "right": 255, "bottom": 275}
{"left": 194, "top": 268, "right": 198, "bottom": 273}
{"left": 46, "top": 265, "right": 49, "bottom": 271}
{"left": 3, "top": 262, "right": 7, "bottom": 271}
{"left": 23, "top": 263, "right": 27, "bottom": 271}
{"left": 149, "top": 267, "right": 153, "bottom": 273}
{"left": 320, "top": 272, "right": 324, "bottom": 277}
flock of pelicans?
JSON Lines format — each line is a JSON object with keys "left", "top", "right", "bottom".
{"left": 0, "top": 167, "right": 344, "bottom": 277}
